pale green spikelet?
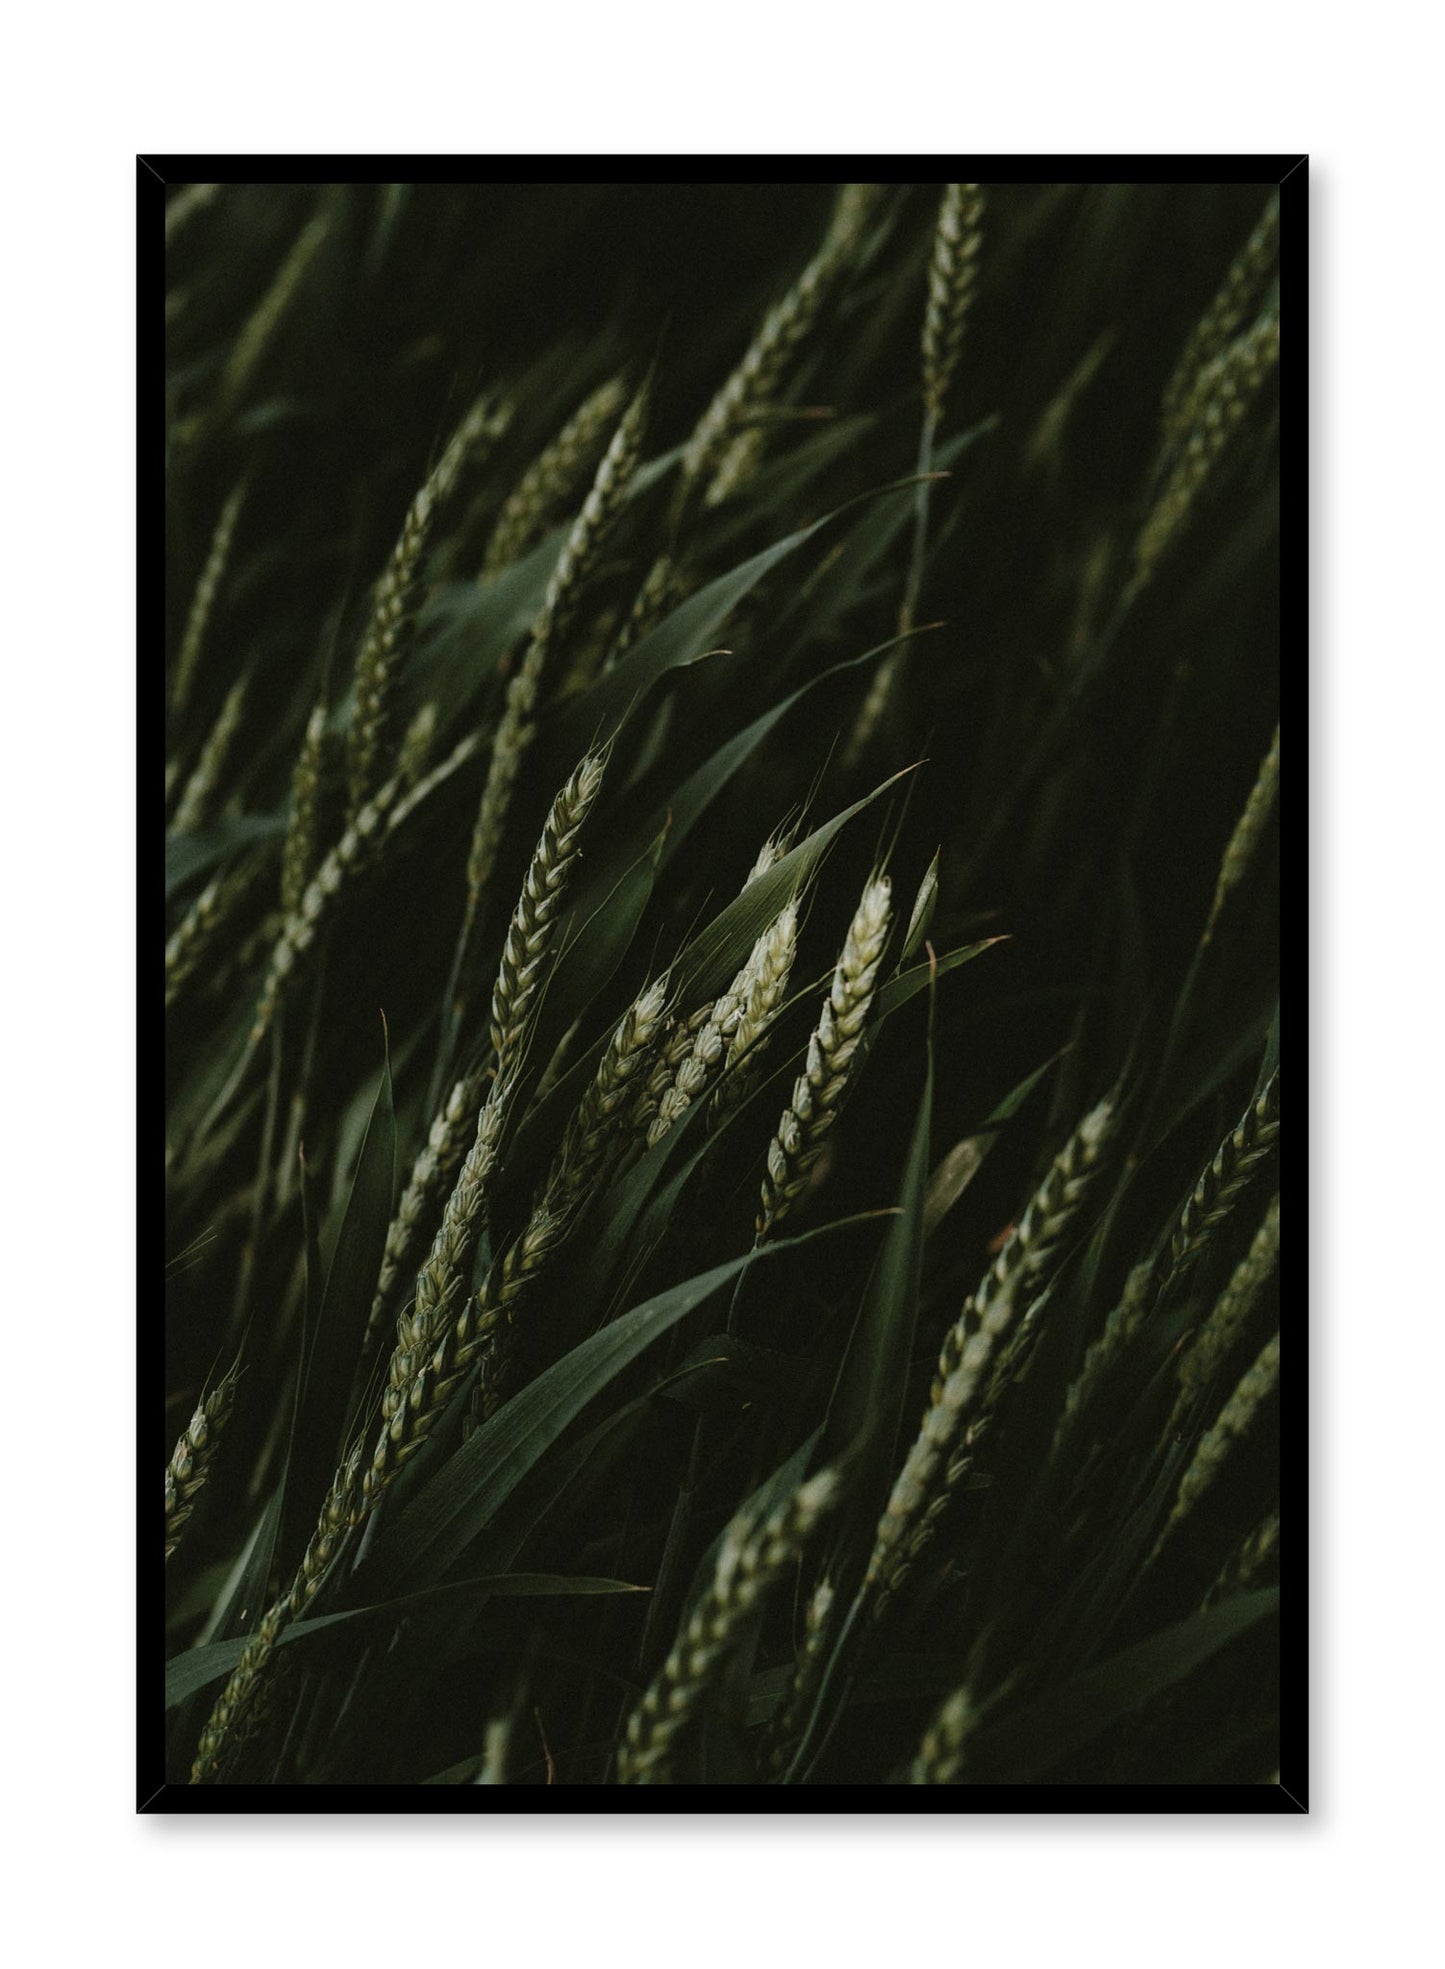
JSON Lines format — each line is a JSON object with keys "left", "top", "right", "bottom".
{"left": 1203, "top": 725, "right": 1279, "bottom": 944}
{"left": 1128, "top": 311, "right": 1280, "bottom": 601}
{"left": 1161, "top": 194, "right": 1279, "bottom": 444}
{"left": 165, "top": 854, "right": 269, "bottom": 1011}
{"left": 481, "top": 376, "right": 628, "bottom": 579}
{"left": 172, "top": 679, "right": 247, "bottom": 834}
{"left": 461, "top": 386, "right": 647, "bottom": 951}
{"left": 922, "top": 183, "right": 986, "bottom": 425}
{"left": 490, "top": 750, "right": 608, "bottom": 1088}
{"left": 165, "top": 1362, "right": 241, "bottom": 1560}
{"left": 618, "top": 1469, "right": 840, "bottom": 1784}
{"left": 280, "top": 701, "right": 331, "bottom": 919}
{"left": 908, "top": 1685, "right": 975, "bottom": 1784}
{"left": 1154, "top": 1333, "right": 1280, "bottom": 1559}
{"left": 171, "top": 483, "right": 245, "bottom": 715}
{"left": 1168, "top": 1070, "right": 1280, "bottom": 1290}
{"left": 1171, "top": 1193, "right": 1279, "bottom": 1433}
{"left": 1202, "top": 1509, "right": 1280, "bottom": 1609}
{"left": 757, "top": 875, "right": 892, "bottom": 1238}
{"left": 347, "top": 395, "right": 502, "bottom": 822}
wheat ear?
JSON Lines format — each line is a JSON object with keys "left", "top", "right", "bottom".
{"left": 1161, "top": 194, "right": 1279, "bottom": 444}
{"left": 618, "top": 1469, "right": 840, "bottom": 1783}
{"left": 347, "top": 395, "right": 503, "bottom": 822}
{"left": 280, "top": 701, "right": 331, "bottom": 918}
{"left": 1168, "top": 1069, "right": 1280, "bottom": 1290}
{"left": 907, "top": 1686, "right": 976, "bottom": 1784}
{"left": 1202, "top": 1509, "right": 1279, "bottom": 1609}
{"left": 1203, "top": 724, "right": 1279, "bottom": 944}
{"left": 396, "top": 702, "right": 438, "bottom": 791}
{"left": 481, "top": 376, "right": 628, "bottom": 578}
{"left": 490, "top": 749, "right": 607, "bottom": 1087}
{"left": 172, "top": 679, "right": 247, "bottom": 834}
{"left": 171, "top": 483, "right": 245, "bottom": 715}
{"left": 1128, "top": 311, "right": 1280, "bottom": 601}
{"left": 362, "top": 979, "right": 669, "bottom": 1508}
{"left": 1153, "top": 1333, "right": 1280, "bottom": 1561}
{"left": 165, "top": 854, "right": 269, "bottom": 1012}
{"left": 218, "top": 211, "right": 329, "bottom": 414}
{"left": 461, "top": 387, "right": 647, "bottom": 961}
{"left": 713, "top": 901, "right": 801, "bottom": 1120}
{"left": 869, "top": 1098, "right": 1117, "bottom": 1613}
{"left": 1170, "top": 1193, "right": 1279, "bottom": 1434}
{"left": 932, "top": 1093, "right": 1119, "bottom": 1403}
{"left": 758, "top": 875, "right": 892, "bottom": 1238}
{"left": 249, "top": 774, "right": 402, "bottom": 1048}
{"left": 165, "top": 181, "right": 219, "bottom": 248}
{"left": 164, "top": 1362, "right": 241, "bottom": 1560}
{"left": 679, "top": 185, "right": 879, "bottom": 497}
{"left": 762, "top": 1576, "right": 836, "bottom": 1778}
{"left": 191, "top": 1599, "right": 287, "bottom": 1781}
{"left": 922, "top": 183, "right": 986, "bottom": 425}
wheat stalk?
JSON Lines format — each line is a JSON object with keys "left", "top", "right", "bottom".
{"left": 1161, "top": 194, "right": 1279, "bottom": 445}
{"left": 713, "top": 900, "right": 800, "bottom": 1120}
{"left": 618, "top": 1469, "right": 840, "bottom": 1783}
{"left": 1203, "top": 724, "right": 1279, "bottom": 944}
{"left": 172, "top": 679, "right": 247, "bottom": 834}
{"left": 1170, "top": 1192, "right": 1279, "bottom": 1434}
{"left": 907, "top": 1685, "right": 975, "bottom": 1784}
{"left": 347, "top": 395, "right": 504, "bottom": 822}
{"left": 757, "top": 875, "right": 892, "bottom": 1238}
{"left": 165, "top": 1362, "right": 241, "bottom": 1560}
{"left": 460, "top": 387, "right": 647, "bottom": 967}
{"left": 171, "top": 483, "right": 245, "bottom": 715}
{"left": 481, "top": 376, "right": 627, "bottom": 579}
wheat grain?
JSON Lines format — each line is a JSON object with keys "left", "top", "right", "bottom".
{"left": 171, "top": 483, "right": 245, "bottom": 715}
{"left": 922, "top": 184, "right": 986, "bottom": 426}
{"left": 481, "top": 376, "right": 627, "bottom": 579}
{"left": 757, "top": 875, "right": 892, "bottom": 1238}
{"left": 172, "top": 679, "right": 247, "bottom": 834}
{"left": 1161, "top": 194, "right": 1279, "bottom": 445}
{"left": 1203, "top": 724, "right": 1279, "bottom": 943}
{"left": 165, "top": 1362, "right": 241, "bottom": 1560}
{"left": 907, "top": 1685, "right": 975, "bottom": 1784}
{"left": 618, "top": 1469, "right": 840, "bottom": 1783}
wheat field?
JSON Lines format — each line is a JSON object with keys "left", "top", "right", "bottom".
{"left": 161, "top": 177, "right": 1285, "bottom": 1796}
